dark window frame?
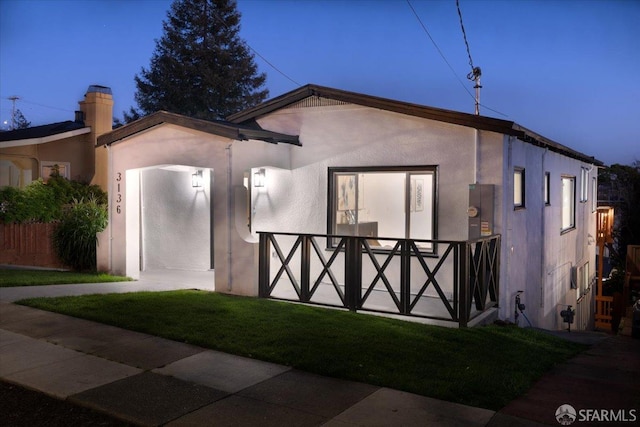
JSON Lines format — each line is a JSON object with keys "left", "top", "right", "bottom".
{"left": 327, "top": 165, "right": 438, "bottom": 255}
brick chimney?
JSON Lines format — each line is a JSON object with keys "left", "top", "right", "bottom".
{"left": 79, "top": 85, "right": 113, "bottom": 190}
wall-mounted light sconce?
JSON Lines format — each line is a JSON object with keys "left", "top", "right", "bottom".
{"left": 254, "top": 168, "right": 266, "bottom": 188}
{"left": 192, "top": 170, "right": 203, "bottom": 188}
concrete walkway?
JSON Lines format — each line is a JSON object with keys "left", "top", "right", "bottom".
{"left": 1, "top": 277, "right": 638, "bottom": 426}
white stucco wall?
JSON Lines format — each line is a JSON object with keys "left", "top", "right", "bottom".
{"left": 238, "top": 104, "right": 506, "bottom": 302}
{"left": 105, "top": 124, "right": 257, "bottom": 294}
{"left": 102, "top": 102, "right": 597, "bottom": 330}
{"left": 500, "top": 137, "right": 597, "bottom": 330}
{"left": 140, "top": 167, "right": 211, "bottom": 271}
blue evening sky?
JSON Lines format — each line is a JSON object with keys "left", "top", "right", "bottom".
{"left": 1, "top": 0, "right": 638, "bottom": 166}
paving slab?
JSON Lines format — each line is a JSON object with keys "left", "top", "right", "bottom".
{"left": 44, "top": 322, "right": 160, "bottom": 354}
{"left": 0, "top": 301, "right": 53, "bottom": 325}
{"left": 0, "top": 329, "right": 31, "bottom": 347}
{"left": 0, "top": 335, "right": 83, "bottom": 376}
{"left": 92, "top": 335, "right": 205, "bottom": 369}
{"left": 153, "top": 349, "right": 291, "bottom": 393}
{"left": 70, "top": 371, "right": 228, "bottom": 426}
{"left": 0, "top": 306, "right": 100, "bottom": 339}
{"left": 166, "top": 395, "right": 328, "bottom": 427}
{"left": 3, "top": 351, "right": 141, "bottom": 398}
{"left": 325, "top": 387, "right": 495, "bottom": 427}
{"left": 238, "top": 370, "right": 378, "bottom": 419}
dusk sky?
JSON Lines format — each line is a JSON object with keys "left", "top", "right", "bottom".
{"left": 1, "top": 0, "right": 638, "bottom": 166}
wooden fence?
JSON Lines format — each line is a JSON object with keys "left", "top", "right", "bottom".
{"left": 0, "top": 223, "right": 66, "bottom": 269}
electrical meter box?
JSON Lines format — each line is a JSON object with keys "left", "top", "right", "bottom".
{"left": 468, "top": 184, "right": 494, "bottom": 239}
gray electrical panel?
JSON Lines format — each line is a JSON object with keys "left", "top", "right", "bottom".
{"left": 468, "top": 184, "right": 494, "bottom": 239}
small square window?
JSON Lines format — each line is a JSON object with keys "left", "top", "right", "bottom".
{"left": 514, "top": 168, "right": 525, "bottom": 209}
{"left": 41, "top": 161, "right": 70, "bottom": 182}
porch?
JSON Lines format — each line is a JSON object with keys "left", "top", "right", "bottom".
{"left": 258, "top": 233, "right": 500, "bottom": 327}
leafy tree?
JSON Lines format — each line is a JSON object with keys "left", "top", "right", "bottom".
{"left": 125, "top": 0, "right": 268, "bottom": 122}
{"left": 13, "top": 108, "right": 31, "bottom": 129}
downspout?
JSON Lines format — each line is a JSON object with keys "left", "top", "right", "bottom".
{"left": 473, "top": 129, "right": 479, "bottom": 184}
{"left": 107, "top": 144, "right": 113, "bottom": 272}
{"left": 506, "top": 136, "right": 513, "bottom": 321}
{"left": 226, "top": 142, "right": 233, "bottom": 291}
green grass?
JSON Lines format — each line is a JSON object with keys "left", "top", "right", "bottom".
{"left": 18, "top": 290, "right": 586, "bottom": 410}
{"left": 0, "top": 269, "right": 131, "bottom": 287}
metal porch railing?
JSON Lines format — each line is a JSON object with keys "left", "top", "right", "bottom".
{"left": 258, "top": 232, "right": 500, "bottom": 327}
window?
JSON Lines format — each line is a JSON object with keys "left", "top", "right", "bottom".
{"left": 329, "top": 167, "right": 437, "bottom": 253}
{"left": 41, "top": 161, "right": 70, "bottom": 182}
{"left": 544, "top": 172, "right": 550, "bottom": 205}
{"left": 580, "top": 167, "right": 589, "bottom": 202}
{"left": 561, "top": 176, "right": 575, "bottom": 232}
{"left": 514, "top": 167, "right": 525, "bottom": 209}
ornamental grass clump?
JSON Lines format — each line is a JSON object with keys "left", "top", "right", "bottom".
{"left": 52, "top": 197, "right": 108, "bottom": 272}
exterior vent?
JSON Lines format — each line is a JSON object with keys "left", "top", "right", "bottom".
{"left": 285, "top": 96, "right": 349, "bottom": 110}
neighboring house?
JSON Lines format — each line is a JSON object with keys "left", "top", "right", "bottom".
{"left": 0, "top": 85, "right": 113, "bottom": 189}
{"left": 99, "top": 84, "right": 601, "bottom": 330}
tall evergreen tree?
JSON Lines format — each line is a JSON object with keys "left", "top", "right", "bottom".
{"left": 126, "top": 0, "right": 268, "bottom": 122}
{"left": 13, "top": 108, "right": 31, "bottom": 129}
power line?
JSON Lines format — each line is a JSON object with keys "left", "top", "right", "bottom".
{"left": 406, "top": 0, "right": 507, "bottom": 118}
{"left": 210, "top": 10, "right": 301, "bottom": 88}
{"left": 457, "top": 0, "right": 476, "bottom": 76}
{"left": 405, "top": 0, "right": 474, "bottom": 100}
{"left": 20, "top": 99, "right": 74, "bottom": 113}
{"left": 456, "top": 0, "right": 482, "bottom": 114}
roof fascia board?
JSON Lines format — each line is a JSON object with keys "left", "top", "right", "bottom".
{"left": 229, "top": 84, "right": 600, "bottom": 165}
{"left": 227, "top": 84, "right": 518, "bottom": 136}
{"left": 512, "top": 124, "right": 602, "bottom": 166}
{"left": 0, "top": 127, "right": 91, "bottom": 149}
{"left": 98, "top": 111, "right": 299, "bottom": 147}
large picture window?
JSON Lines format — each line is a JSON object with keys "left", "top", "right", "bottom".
{"left": 561, "top": 176, "right": 575, "bottom": 232}
{"left": 328, "top": 166, "right": 437, "bottom": 253}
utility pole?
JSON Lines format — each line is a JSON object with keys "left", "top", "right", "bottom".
{"left": 8, "top": 96, "right": 20, "bottom": 130}
{"left": 468, "top": 67, "right": 482, "bottom": 116}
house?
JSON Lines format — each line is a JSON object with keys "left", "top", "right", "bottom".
{"left": 99, "top": 84, "right": 601, "bottom": 330}
{"left": 0, "top": 85, "right": 113, "bottom": 189}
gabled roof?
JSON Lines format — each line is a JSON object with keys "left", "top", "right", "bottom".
{"left": 227, "top": 84, "right": 602, "bottom": 166}
{"left": 97, "top": 110, "right": 300, "bottom": 147}
{"left": 0, "top": 120, "right": 89, "bottom": 146}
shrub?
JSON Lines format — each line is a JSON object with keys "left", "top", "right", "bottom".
{"left": 52, "top": 197, "right": 108, "bottom": 272}
{"left": 0, "top": 176, "right": 107, "bottom": 224}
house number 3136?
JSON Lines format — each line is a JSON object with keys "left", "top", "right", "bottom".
{"left": 115, "top": 172, "right": 122, "bottom": 214}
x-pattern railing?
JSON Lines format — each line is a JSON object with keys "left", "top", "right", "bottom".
{"left": 258, "top": 232, "right": 500, "bottom": 327}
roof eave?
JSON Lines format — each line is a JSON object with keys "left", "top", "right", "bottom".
{"left": 97, "top": 111, "right": 299, "bottom": 147}
{"left": 0, "top": 127, "right": 91, "bottom": 148}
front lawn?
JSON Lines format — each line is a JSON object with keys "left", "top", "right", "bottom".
{"left": 18, "top": 290, "right": 585, "bottom": 410}
{"left": 0, "top": 269, "right": 131, "bottom": 287}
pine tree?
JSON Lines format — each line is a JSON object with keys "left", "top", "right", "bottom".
{"left": 13, "top": 108, "right": 31, "bottom": 129}
{"left": 126, "top": 0, "right": 268, "bottom": 122}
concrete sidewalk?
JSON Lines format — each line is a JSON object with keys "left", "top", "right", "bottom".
{"left": 1, "top": 301, "right": 499, "bottom": 426}
{"left": 1, "top": 277, "right": 638, "bottom": 426}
